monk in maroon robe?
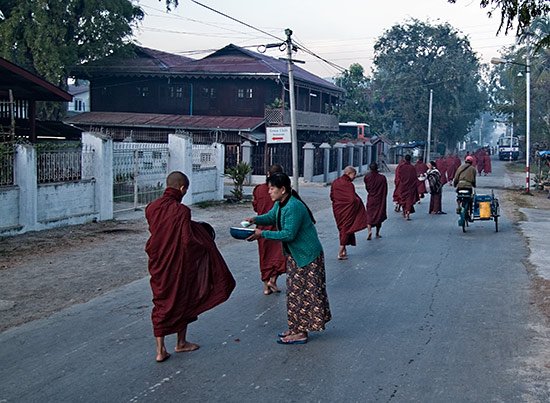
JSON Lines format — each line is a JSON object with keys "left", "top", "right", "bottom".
{"left": 145, "top": 171, "right": 236, "bottom": 362}
{"left": 364, "top": 162, "right": 388, "bottom": 239}
{"left": 252, "top": 164, "right": 286, "bottom": 295}
{"left": 483, "top": 150, "right": 492, "bottom": 175}
{"left": 415, "top": 158, "right": 428, "bottom": 200}
{"left": 330, "top": 166, "right": 368, "bottom": 259}
{"left": 396, "top": 154, "right": 420, "bottom": 220}
{"left": 393, "top": 158, "right": 405, "bottom": 212}
{"left": 476, "top": 148, "right": 487, "bottom": 174}
{"left": 436, "top": 156, "right": 448, "bottom": 185}
{"left": 446, "top": 154, "right": 459, "bottom": 182}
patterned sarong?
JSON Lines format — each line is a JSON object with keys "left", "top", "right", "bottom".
{"left": 286, "top": 253, "right": 331, "bottom": 333}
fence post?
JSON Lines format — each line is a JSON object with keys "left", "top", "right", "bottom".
{"left": 302, "top": 142, "right": 315, "bottom": 182}
{"left": 82, "top": 132, "right": 113, "bottom": 221}
{"left": 357, "top": 142, "right": 365, "bottom": 175}
{"left": 241, "top": 141, "right": 252, "bottom": 185}
{"left": 366, "top": 142, "right": 373, "bottom": 165}
{"left": 320, "top": 143, "right": 331, "bottom": 183}
{"left": 168, "top": 133, "right": 194, "bottom": 205}
{"left": 347, "top": 142, "right": 354, "bottom": 168}
{"left": 334, "top": 142, "right": 345, "bottom": 177}
{"left": 214, "top": 142, "right": 225, "bottom": 201}
{"left": 14, "top": 144, "right": 37, "bottom": 232}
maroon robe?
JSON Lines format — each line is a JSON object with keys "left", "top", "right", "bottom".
{"left": 436, "top": 157, "right": 448, "bottom": 185}
{"left": 483, "top": 154, "right": 492, "bottom": 174}
{"left": 446, "top": 155, "right": 459, "bottom": 182}
{"left": 145, "top": 187, "right": 236, "bottom": 337}
{"left": 476, "top": 149, "right": 487, "bottom": 174}
{"left": 252, "top": 183, "right": 286, "bottom": 281}
{"left": 396, "top": 161, "right": 419, "bottom": 214}
{"left": 393, "top": 160, "right": 405, "bottom": 204}
{"left": 415, "top": 160, "right": 428, "bottom": 196}
{"left": 330, "top": 174, "right": 368, "bottom": 246}
{"left": 364, "top": 171, "right": 388, "bottom": 226}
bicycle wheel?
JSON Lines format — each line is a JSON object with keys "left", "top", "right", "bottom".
{"left": 494, "top": 215, "right": 499, "bottom": 232}
{"left": 461, "top": 207, "right": 467, "bottom": 232}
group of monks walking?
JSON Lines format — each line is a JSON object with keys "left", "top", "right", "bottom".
{"left": 143, "top": 152, "right": 487, "bottom": 361}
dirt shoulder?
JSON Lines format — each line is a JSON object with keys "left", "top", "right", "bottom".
{"left": 0, "top": 201, "right": 254, "bottom": 332}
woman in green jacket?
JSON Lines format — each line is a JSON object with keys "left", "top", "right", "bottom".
{"left": 246, "top": 173, "right": 331, "bottom": 344}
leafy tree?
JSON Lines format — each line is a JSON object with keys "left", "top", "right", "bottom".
{"left": 488, "top": 41, "right": 550, "bottom": 146}
{"left": 447, "top": 0, "right": 550, "bottom": 38}
{"left": 0, "top": 0, "right": 146, "bottom": 120}
{"left": 371, "top": 19, "right": 486, "bottom": 152}
{"left": 335, "top": 63, "right": 371, "bottom": 124}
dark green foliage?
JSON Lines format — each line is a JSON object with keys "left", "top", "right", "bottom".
{"left": 371, "top": 19, "right": 486, "bottom": 150}
{"left": 225, "top": 162, "right": 252, "bottom": 201}
{"left": 0, "top": 0, "right": 144, "bottom": 120}
{"left": 335, "top": 63, "right": 371, "bottom": 124}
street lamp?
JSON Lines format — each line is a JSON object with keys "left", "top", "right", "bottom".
{"left": 491, "top": 55, "right": 531, "bottom": 193}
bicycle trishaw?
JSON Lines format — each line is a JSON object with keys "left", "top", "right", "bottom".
{"left": 456, "top": 189, "right": 499, "bottom": 233}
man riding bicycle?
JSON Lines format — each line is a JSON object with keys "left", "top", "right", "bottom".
{"left": 453, "top": 155, "right": 477, "bottom": 214}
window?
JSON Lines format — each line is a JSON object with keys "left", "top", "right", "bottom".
{"left": 137, "top": 86, "right": 149, "bottom": 97}
{"left": 237, "top": 88, "right": 253, "bottom": 99}
{"left": 169, "top": 85, "right": 184, "bottom": 98}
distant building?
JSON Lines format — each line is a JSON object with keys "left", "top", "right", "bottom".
{"left": 66, "top": 44, "right": 343, "bottom": 146}
{"left": 67, "top": 80, "right": 90, "bottom": 115}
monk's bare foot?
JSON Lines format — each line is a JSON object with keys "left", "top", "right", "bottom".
{"left": 263, "top": 282, "right": 272, "bottom": 295}
{"left": 175, "top": 342, "right": 200, "bottom": 353}
{"left": 267, "top": 280, "right": 280, "bottom": 293}
{"left": 156, "top": 351, "right": 171, "bottom": 363}
{"left": 367, "top": 232, "right": 372, "bottom": 241}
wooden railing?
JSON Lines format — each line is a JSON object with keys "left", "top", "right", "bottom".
{"left": 264, "top": 108, "right": 339, "bottom": 131}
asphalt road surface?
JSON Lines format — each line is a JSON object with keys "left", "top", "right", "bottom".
{"left": 0, "top": 159, "right": 545, "bottom": 402}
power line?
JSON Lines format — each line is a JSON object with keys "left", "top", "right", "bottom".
{"left": 190, "top": 0, "right": 286, "bottom": 43}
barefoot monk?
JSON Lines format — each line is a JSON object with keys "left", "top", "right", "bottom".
{"left": 330, "top": 166, "right": 368, "bottom": 260}
{"left": 145, "top": 171, "right": 236, "bottom": 362}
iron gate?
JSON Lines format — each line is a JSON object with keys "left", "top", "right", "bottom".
{"left": 113, "top": 143, "right": 169, "bottom": 212}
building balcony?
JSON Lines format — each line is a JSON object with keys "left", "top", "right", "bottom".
{"left": 264, "top": 107, "right": 339, "bottom": 132}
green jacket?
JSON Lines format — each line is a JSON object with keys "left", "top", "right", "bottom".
{"left": 255, "top": 195, "right": 323, "bottom": 267}
{"left": 453, "top": 163, "right": 477, "bottom": 189}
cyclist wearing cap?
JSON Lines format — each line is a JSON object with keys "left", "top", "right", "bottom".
{"left": 453, "top": 155, "right": 477, "bottom": 213}
{"left": 453, "top": 156, "right": 477, "bottom": 190}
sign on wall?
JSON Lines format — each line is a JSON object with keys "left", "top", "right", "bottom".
{"left": 266, "top": 126, "right": 291, "bottom": 144}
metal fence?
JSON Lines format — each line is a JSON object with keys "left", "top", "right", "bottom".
{"left": 113, "top": 143, "right": 169, "bottom": 212}
{"left": 0, "top": 143, "right": 15, "bottom": 186}
{"left": 37, "top": 144, "right": 93, "bottom": 184}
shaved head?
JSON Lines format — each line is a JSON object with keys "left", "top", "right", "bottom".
{"left": 166, "top": 171, "right": 189, "bottom": 189}
{"left": 343, "top": 166, "right": 356, "bottom": 175}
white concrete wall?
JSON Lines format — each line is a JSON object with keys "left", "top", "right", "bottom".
{"left": 37, "top": 181, "right": 96, "bottom": 223}
{"left": 0, "top": 186, "right": 20, "bottom": 230}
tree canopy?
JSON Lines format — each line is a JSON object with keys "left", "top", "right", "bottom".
{"left": 0, "top": 0, "right": 170, "bottom": 119}
{"left": 447, "top": 0, "right": 550, "bottom": 38}
{"left": 370, "top": 20, "right": 486, "bottom": 152}
{"left": 334, "top": 63, "right": 371, "bottom": 124}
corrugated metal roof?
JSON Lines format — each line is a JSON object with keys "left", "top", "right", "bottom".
{"left": 76, "top": 44, "right": 343, "bottom": 94}
{"left": 0, "top": 57, "right": 72, "bottom": 102}
{"left": 65, "top": 112, "right": 265, "bottom": 132}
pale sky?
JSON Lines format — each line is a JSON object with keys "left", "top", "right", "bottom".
{"left": 133, "top": 0, "right": 517, "bottom": 78}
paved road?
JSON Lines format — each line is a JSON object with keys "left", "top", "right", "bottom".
{"left": 0, "top": 159, "right": 547, "bottom": 402}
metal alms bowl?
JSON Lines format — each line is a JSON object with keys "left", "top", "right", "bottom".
{"left": 229, "top": 227, "right": 255, "bottom": 240}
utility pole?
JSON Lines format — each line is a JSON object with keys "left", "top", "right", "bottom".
{"left": 285, "top": 28, "right": 299, "bottom": 192}
{"left": 525, "top": 42, "right": 531, "bottom": 194}
{"left": 426, "top": 89, "right": 433, "bottom": 161}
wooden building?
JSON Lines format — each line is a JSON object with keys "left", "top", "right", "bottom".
{"left": 67, "top": 44, "right": 343, "bottom": 146}
{"left": 0, "top": 57, "right": 75, "bottom": 142}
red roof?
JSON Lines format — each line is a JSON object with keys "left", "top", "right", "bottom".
{"left": 75, "top": 44, "right": 342, "bottom": 94}
{"left": 65, "top": 112, "right": 265, "bottom": 132}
